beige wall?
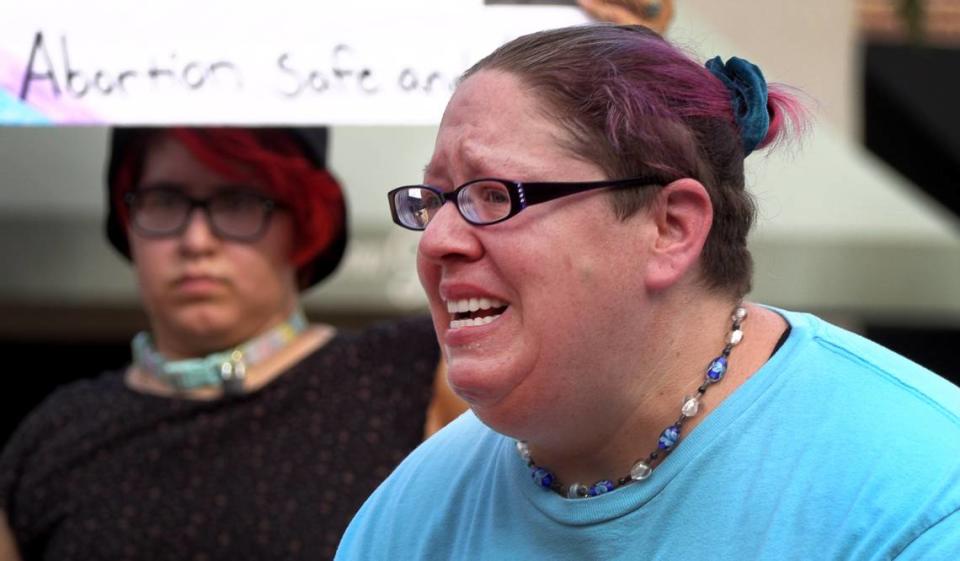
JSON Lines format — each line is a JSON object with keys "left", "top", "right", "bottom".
{"left": 677, "top": 0, "right": 858, "bottom": 138}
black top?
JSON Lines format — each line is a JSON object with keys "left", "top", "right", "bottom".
{"left": 0, "top": 317, "right": 439, "bottom": 561}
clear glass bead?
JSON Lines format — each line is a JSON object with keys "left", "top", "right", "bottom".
{"left": 728, "top": 329, "right": 743, "bottom": 346}
{"left": 733, "top": 307, "right": 747, "bottom": 322}
{"left": 567, "top": 483, "right": 586, "bottom": 498}
{"left": 516, "top": 441, "right": 531, "bottom": 463}
{"left": 630, "top": 460, "right": 653, "bottom": 481}
{"left": 681, "top": 396, "right": 700, "bottom": 417}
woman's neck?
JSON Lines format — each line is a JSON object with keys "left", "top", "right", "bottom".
{"left": 127, "top": 324, "right": 335, "bottom": 400}
{"left": 127, "top": 305, "right": 335, "bottom": 400}
{"left": 152, "top": 305, "right": 298, "bottom": 360}
{"left": 523, "top": 298, "right": 787, "bottom": 490}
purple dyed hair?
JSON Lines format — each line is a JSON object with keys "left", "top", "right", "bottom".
{"left": 462, "top": 24, "right": 805, "bottom": 298}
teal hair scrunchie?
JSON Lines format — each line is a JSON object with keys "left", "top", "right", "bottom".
{"left": 705, "top": 56, "right": 770, "bottom": 155}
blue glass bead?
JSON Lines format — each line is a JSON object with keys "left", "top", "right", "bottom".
{"left": 587, "top": 480, "right": 615, "bottom": 496}
{"left": 658, "top": 424, "right": 681, "bottom": 450}
{"left": 706, "top": 356, "right": 728, "bottom": 381}
{"left": 531, "top": 467, "right": 554, "bottom": 488}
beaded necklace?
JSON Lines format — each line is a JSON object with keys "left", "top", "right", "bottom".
{"left": 131, "top": 308, "right": 309, "bottom": 395}
{"left": 517, "top": 305, "right": 747, "bottom": 499}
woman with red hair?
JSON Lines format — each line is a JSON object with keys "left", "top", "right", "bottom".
{"left": 0, "top": 127, "right": 456, "bottom": 560}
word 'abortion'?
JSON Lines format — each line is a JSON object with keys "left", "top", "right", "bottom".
{"left": 17, "top": 32, "right": 457, "bottom": 101}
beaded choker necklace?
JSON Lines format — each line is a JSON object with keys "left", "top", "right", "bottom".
{"left": 131, "top": 308, "right": 309, "bottom": 395}
{"left": 517, "top": 305, "right": 747, "bottom": 499}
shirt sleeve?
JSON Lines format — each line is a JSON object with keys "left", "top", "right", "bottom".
{"left": 333, "top": 496, "right": 369, "bottom": 560}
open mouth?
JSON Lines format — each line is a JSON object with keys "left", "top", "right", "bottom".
{"left": 446, "top": 297, "right": 509, "bottom": 329}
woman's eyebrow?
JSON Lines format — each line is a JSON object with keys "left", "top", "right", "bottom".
{"left": 422, "top": 161, "right": 449, "bottom": 183}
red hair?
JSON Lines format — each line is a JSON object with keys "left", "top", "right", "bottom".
{"left": 111, "top": 128, "right": 344, "bottom": 268}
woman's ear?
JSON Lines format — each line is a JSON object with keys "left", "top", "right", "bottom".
{"left": 641, "top": 178, "right": 713, "bottom": 292}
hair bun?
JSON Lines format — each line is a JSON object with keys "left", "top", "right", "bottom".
{"left": 705, "top": 56, "right": 770, "bottom": 155}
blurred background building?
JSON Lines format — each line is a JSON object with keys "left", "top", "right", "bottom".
{"left": 1, "top": 0, "right": 958, "bottom": 444}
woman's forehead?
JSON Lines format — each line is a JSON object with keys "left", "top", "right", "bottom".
{"left": 425, "top": 135, "right": 564, "bottom": 185}
{"left": 430, "top": 74, "right": 573, "bottom": 182}
{"left": 139, "top": 135, "right": 270, "bottom": 195}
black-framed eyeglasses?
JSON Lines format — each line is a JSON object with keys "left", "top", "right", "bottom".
{"left": 387, "top": 176, "right": 666, "bottom": 231}
{"left": 125, "top": 186, "right": 279, "bottom": 241}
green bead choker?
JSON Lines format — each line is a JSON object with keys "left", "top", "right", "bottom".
{"left": 131, "top": 308, "right": 309, "bottom": 395}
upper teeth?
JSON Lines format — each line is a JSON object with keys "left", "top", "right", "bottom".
{"left": 446, "top": 297, "right": 506, "bottom": 314}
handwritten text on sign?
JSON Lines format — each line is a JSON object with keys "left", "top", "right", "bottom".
{"left": 19, "top": 33, "right": 455, "bottom": 103}
{"left": 0, "top": 2, "right": 588, "bottom": 125}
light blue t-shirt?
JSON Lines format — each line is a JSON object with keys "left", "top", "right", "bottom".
{"left": 337, "top": 309, "right": 960, "bottom": 560}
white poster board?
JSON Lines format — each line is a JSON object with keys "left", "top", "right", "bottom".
{"left": 0, "top": 0, "right": 588, "bottom": 125}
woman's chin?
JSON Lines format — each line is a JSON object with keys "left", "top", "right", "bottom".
{"left": 446, "top": 361, "right": 512, "bottom": 408}
{"left": 446, "top": 363, "right": 545, "bottom": 435}
{"left": 157, "top": 313, "right": 246, "bottom": 353}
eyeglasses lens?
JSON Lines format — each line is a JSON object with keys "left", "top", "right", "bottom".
{"left": 459, "top": 180, "right": 511, "bottom": 225}
{"left": 132, "top": 190, "right": 190, "bottom": 235}
{"left": 131, "top": 190, "right": 269, "bottom": 239}
{"left": 396, "top": 188, "right": 443, "bottom": 229}
{"left": 208, "top": 192, "right": 270, "bottom": 238}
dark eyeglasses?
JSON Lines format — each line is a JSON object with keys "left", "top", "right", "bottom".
{"left": 387, "top": 176, "right": 665, "bottom": 231}
{"left": 125, "top": 186, "right": 279, "bottom": 241}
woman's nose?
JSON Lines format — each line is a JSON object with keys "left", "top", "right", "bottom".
{"left": 179, "top": 207, "right": 220, "bottom": 253}
{"left": 417, "top": 201, "right": 484, "bottom": 264}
